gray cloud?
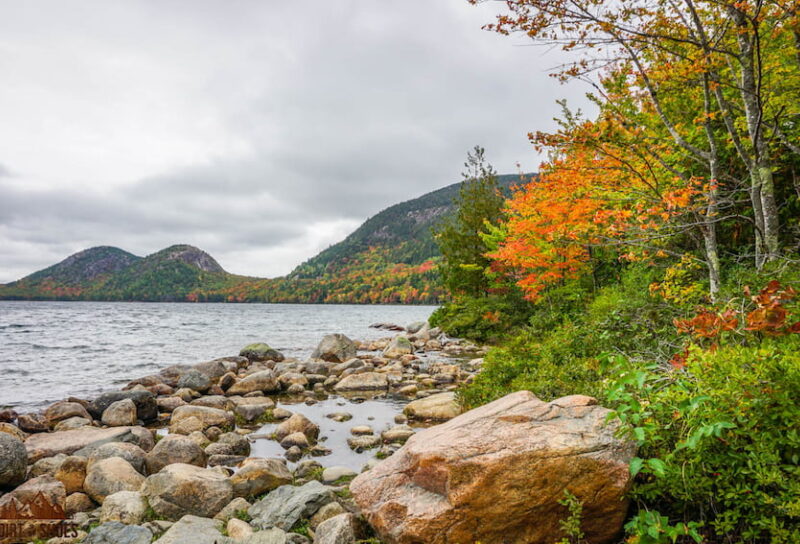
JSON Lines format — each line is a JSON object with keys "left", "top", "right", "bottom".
{"left": 0, "top": 1, "right": 590, "bottom": 283}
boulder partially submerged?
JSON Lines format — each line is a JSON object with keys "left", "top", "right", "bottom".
{"left": 351, "top": 391, "right": 637, "bottom": 544}
{"left": 311, "top": 333, "right": 357, "bottom": 363}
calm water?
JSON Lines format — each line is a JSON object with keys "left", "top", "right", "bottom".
{"left": 0, "top": 301, "right": 436, "bottom": 412}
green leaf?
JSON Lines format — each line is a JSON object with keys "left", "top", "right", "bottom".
{"left": 630, "top": 457, "right": 644, "bottom": 477}
{"left": 647, "top": 458, "right": 667, "bottom": 478}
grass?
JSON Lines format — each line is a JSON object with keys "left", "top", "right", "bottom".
{"left": 334, "top": 487, "right": 353, "bottom": 500}
{"left": 234, "top": 408, "right": 276, "bottom": 427}
{"left": 234, "top": 509, "right": 252, "bottom": 523}
{"left": 142, "top": 503, "right": 166, "bottom": 523}
{"left": 332, "top": 474, "right": 356, "bottom": 486}
{"left": 306, "top": 466, "right": 325, "bottom": 481}
{"left": 291, "top": 520, "right": 311, "bottom": 538}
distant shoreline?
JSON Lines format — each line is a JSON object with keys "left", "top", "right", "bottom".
{"left": 0, "top": 298, "right": 442, "bottom": 306}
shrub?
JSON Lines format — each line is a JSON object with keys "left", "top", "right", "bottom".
{"left": 429, "top": 294, "right": 530, "bottom": 343}
{"left": 604, "top": 336, "right": 800, "bottom": 543}
{"left": 457, "top": 264, "right": 680, "bottom": 408}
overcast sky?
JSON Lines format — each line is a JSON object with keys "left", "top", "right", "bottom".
{"left": 0, "top": 1, "right": 589, "bottom": 283}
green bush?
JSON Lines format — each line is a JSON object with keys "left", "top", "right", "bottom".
{"left": 429, "top": 294, "right": 531, "bottom": 343}
{"left": 604, "top": 337, "right": 800, "bottom": 543}
{"left": 458, "top": 320, "right": 605, "bottom": 408}
{"left": 457, "top": 264, "right": 680, "bottom": 408}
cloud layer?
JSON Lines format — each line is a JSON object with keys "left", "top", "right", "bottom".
{"left": 0, "top": 1, "right": 588, "bottom": 283}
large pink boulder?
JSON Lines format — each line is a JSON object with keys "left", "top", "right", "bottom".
{"left": 350, "top": 391, "right": 636, "bottom": 544}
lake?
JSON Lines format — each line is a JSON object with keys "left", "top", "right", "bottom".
{"left": 0, "top": 301, "right": 437, "bottom": 412}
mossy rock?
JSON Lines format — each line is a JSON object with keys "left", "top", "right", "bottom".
{"left": 239, "top": 343, "right": 285, "bottom": 362}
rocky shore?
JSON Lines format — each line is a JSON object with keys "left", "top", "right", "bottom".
{"left": 0, "top": 321, "right": 636, "bottom": 544}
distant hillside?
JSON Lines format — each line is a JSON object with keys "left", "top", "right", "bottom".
{"left": 23, "top": 246, "right": 141, "bottom": 286}
{"left": 84, "top": 245, "right": 230, "bottom": 302}
{"left": 291, "top": 173, "right": 522, "bottom": 279}
{"left": 1, "top": 244, "right": 234, "bottom": 302}
{"left": 0, "top": 174, "right": 531, "bottom": 304}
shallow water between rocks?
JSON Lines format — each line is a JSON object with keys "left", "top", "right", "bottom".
{"left": 250, "top": 394, "right": 411, "bottom": 471}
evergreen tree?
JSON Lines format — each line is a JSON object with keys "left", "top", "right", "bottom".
{"left": 435, "top": 146, "right": 505, "bottom": 298}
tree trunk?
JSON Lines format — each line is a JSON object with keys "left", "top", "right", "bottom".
{"left": 729, "top": 4, "right": 780, "bottom": 266}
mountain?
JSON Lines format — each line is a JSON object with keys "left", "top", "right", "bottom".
{"left": 0, "top": 174, "right": 529, "bottom": 304}
{"left": 23, "top": 246, "right": 141, "bottom": 286}
{"left": 84, "top": 245, "right": 229, "bottom": 302}
{"left": 290, "top": 173, "right": 522, "bottom": 279}
{"left": 1, "top": 244, "right": 232, "bottom": 302}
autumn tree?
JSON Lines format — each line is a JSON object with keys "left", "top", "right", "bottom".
{"left": 471, "top": 0, "right": 800, "bottom": 278}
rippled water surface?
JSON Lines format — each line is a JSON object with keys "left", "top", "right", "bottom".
{"left": 0, "top": 301, "right": 436, "bottom": 411}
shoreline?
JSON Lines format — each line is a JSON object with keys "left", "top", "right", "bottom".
{"left": 0, "top": 322, "right": 486, "bottom": 542}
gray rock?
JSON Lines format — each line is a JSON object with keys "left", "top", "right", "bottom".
{"left": 333, "top": 372, "right": 388, "bottom": 392}
{"left": 87, "top": 442, "right": 148, "bottom": 475}
{"left": 309, "top": 501, "right": 347, "bottom": 530}
{"left": 100, "top": 490, "right": 147, "bottom": 524}
{"left": 191, "top": 395, "right": 232, "bottom": 411}
{"left": 382, "top": 336, "right": 413, "bottom": 359}
{"left": 208, "top": 454, "right": 247, "bottom": 467}
{"left": 275, "top": 413, "right": 319, "bottom": 442}
{"left": 242, "top": 528, "right": 290, "bottom": 544}
{"left": 230, "top": 457, "right": 293, "bottom": 498}
{"left": 29, "top": 453, "right": 67, "bottom": 478}
{"left": 89, "top": 390, "right": 158, "bottom": 422}
{"left": 142, "top": 463, "right": 233, "bottom": 520}
{"left": 248, "top": 480, "right": 334, "bottom": 530}
{"left": 346, "top": 435, "right": 381, "bottom": 451}
{"left": 146, "top": 434, "right": 207, "bottom": 474}
{"left": 321, "top": 466, "right": 357, "bottom": 484}
{"left": 169, "top": 405, "right": 234, "bottom": 433}
{"left": 102, "top": 399, "right": 138, "bottom": 427}
{"left": 54, "top": 416, "right": 93, "bottom": 431}
{"left": 17, "top": 413, "right": 48, "bottom": 433}
{"left": 226, "top": 370, "right": 281, "bottom": 396}
{"left": 405, "top": 321, "right": 426, "bottom": 334}
{"left": 193, "top": 358, "right": 236, "bottom": 380}
{"left": 215, "top": 432, "right": 251, "bottom": 456}
{"left": 285, "top": 446, "right": 303, "bottom": 462}
{"left": 280, "top": 432, "right": 309, "bottom": 450}
{"left": 239, "top": 343, "right": 285, "bottom": 362}
{"left": 381, "top": 425, "right": 415, "bottom": 444}
{"left": 234, "top": 403, "right": 268, "bottom": 423}
{"left": 213, "top": 496, "right": 252, "bottom": 522}
{"left": 313, "top": 513, "right": 367, "bottom": 544}
{"left": 82, "top": 521, "right": 153, "bottom": 544}
{"left": 84, "top": 457, "right": 145, "bottom": 504}
{"left": 153, "top": 515, "right": 224, "bottom": 544}
{"left": 45, "top": 401, "right": 92, "bottom": 425}
{"left": 311, "top": 334, "right": 357, "bottom": 363}
{"left": 0, "top": 432, "right": 27, "bottom": 488}
{"left": 177, "top": 370, "right": 212, "bottom": 393}
{"left": 403, "top": 391, "right": 461, "bottom": 421}
{"left": 325, "top": 412, "right": 352, "bottom": 422}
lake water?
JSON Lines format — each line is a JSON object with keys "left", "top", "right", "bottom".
{"left": 0, "top": 301, "right": 437, "bottom": 412}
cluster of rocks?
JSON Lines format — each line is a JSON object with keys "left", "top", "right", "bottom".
{"left": 0, "top": 321, "right": 636, "bottom": 544}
